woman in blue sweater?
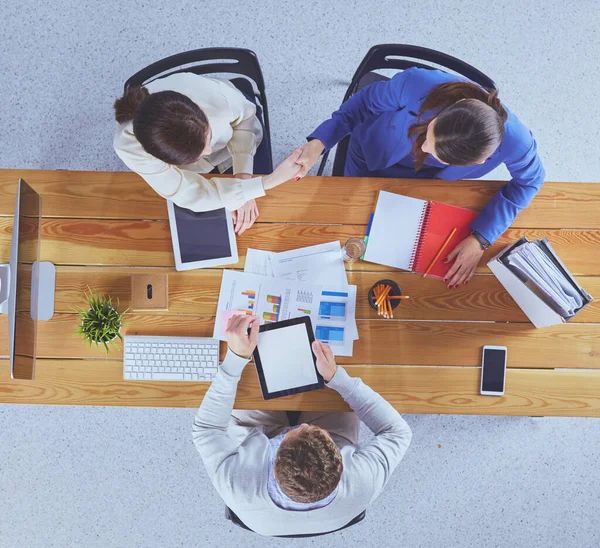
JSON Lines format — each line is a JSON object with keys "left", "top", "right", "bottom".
{"left": 296, "top": 68, "right": 545, "bottom": 288}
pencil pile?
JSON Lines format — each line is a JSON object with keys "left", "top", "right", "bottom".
{"left": 372, "top": 283, "right": 410, "bottom": 319}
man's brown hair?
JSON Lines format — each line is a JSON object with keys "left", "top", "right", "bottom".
{"left": 274, "top": 425, "right": 343, "bottom": 503}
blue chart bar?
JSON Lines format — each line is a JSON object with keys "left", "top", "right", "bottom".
{"left": 322, "top": 291, "right": 349, "bottom": 298}
{"left": 319, "top": 301, "right": 347, "bottom": 319}
{"left": 316, "top": 326, "right": 344, "bottom": 346}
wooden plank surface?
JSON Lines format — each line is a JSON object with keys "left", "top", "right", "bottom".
{"left": 12, "top": 266, "right": 600, "bottom": 323}
{"left": 1, "top": 314, "right": 598, "bottom": 369}
{"left": 1, "top": 359, "right": 599, "bottom": 416}
{"left": 1, "top": 169, "right": 600, "bottom": 415}
{"left": 2, "top": 169, "right": 600, "bottom": 228}
{"left": 2, "top": 218, "right": 600, "bottom": 277}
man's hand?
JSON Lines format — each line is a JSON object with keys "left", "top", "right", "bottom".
{"left": 295, "top": 139, "right": 325, "bottom": 179}
{"left": 231, "top": 199, "right": 259, "bottom": 235}
{"left": 443, "top": 235, "right": 484, "bottom": 288}
{"left": 234, "top": 173, "right": 253, "bottom": 180}
{"left": 312, "top": 340, "right": 338, "bottom": 382}
{"left": 226, "top": 314, "right": 259, "bottom": 359}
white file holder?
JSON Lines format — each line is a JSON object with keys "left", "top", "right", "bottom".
{"left": 487, "top": 238, "right": 593, "bottom": 328}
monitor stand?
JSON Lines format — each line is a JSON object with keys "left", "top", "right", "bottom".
{"left": 0, "top": 261, "right": 56, "bottom": 320}
{"left": 31, "top": 261, "right": 56, "bottom": 321}
{"left": 0, "top": 264, "right": 8, "bottom": 314}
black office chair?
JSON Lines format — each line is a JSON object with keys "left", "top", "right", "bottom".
{"left": 317, "top": 44, "right": 498, "bottom": 176}
{"left": 225, "top": 506, "right": 367, "bottom": 538}
{"left": 124, "top": 48, "right": 273, "bottom": 172}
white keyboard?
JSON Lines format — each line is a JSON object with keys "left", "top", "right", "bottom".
{"left": 123, "top": 336, "right": 219, "bottom": 382}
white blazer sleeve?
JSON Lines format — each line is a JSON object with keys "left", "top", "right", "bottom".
{"left": 113, "top": 123, "right": 265, "bottom": 212}
{"left": 218, "top": 81, "right": 264, "bottom": 175}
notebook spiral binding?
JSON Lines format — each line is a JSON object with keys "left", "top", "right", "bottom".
{"left": 409, "top": 202, "right": 433, "bottom": 272}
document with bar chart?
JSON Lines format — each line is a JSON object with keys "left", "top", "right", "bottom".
{"left": 213, "top": 270, "right": 321, "bottom": 340}
{"left": 314, "top": 286, "right": 358, "bottom": 356}
{"left": 240, "top": 244, "right": 360, "bottom": 357}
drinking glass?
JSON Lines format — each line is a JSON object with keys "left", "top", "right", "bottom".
{"left": 342, "top": 238, "right": 366, "bottom": 263}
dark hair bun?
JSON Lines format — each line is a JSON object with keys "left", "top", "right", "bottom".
{"left": 114, "top": 86, "right": 150, "bottom": 124}
{"left": 487, "top": 89, "right": 508, "bottom": 123}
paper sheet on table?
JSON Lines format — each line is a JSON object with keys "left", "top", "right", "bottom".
{"left": 506, "top": 242, "right": 583, "bottom": 316}
{"left": 311, "top": 285, "right": 358, "bottom": 356}
{"left": 317, "top": 286, "right": 358, "bottom": 340}
{"left": 314, "top": 329, "right": 354, "bottom": 357}
{"left": 239, "top": 244, "right": 357, "bottom": 355}
{"left": 510, "top": 244, "right": 582, "bottom": 311}
{"left": 213, "top": 270, "right": 322, "bottom": 340}
{"left": 270, "top": 242, "right": 348, "bottom": 285}
{"left": 213, "top": 271, "right": 357, "bottom": 356}
{"left": 244, "top": 248, "right": 275, "bottom": 276}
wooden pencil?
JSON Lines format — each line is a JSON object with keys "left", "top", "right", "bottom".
{"left": 422, "top": 228, "right": 457, "bottom": 278}
{"left": 388, "top": 296, "right": 411, "bottom": 300}
{"left": 375, "top": 285, "right": 392, "bottom": 306}
{"left": 373, "top": 285, "right": 382, "bottom": 315}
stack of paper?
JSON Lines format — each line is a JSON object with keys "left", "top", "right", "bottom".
{"left": 506, "top": 241, "right": 584, "bottom": 317}
{"left": 245, "top": 241, "right": 348, "bottom": 285}
{"left": 214, "top": 242, "right": 358, "bottom": 356}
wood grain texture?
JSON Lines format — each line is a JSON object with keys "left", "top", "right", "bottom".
{"left": 2, "top": 169, "right": 600, "bottom": 228}
{"left": 2, "top": 169, "right": 600, "bottom": 415}
{"left": 29, "top": 266, "right": 600, "bottom": 323}
{"left": 1, "top": 359, "right": 599, "bottom": 416}
{"left": 0, "top": 170, "right": 168, "bottom": 220}
{"left": 2, "top": 218, "right": 600, "bottom": 276}
{"left": 1, "top": 314, "right": 598, "bottom": 369}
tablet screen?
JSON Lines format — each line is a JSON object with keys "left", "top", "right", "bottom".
{"left": 173, "top": 204, "right": 232, "bottom": 264}
{"left": 258, "top": 323, "right": 318, "bottom": 393}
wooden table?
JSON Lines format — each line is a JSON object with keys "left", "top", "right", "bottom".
{"left": 0, "top": 169, "right": 599, "bottom": 416}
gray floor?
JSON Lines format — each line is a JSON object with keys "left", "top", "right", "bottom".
{"left": 1, "top": 1, "right": 599, "bottom": 547}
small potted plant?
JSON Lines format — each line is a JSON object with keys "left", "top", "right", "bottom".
{"left": 75, "top": 290, "right": 128, "bottom": 353}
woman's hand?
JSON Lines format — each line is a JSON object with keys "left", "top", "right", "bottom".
{"left": 443, "top": 235, "right": 484, "bottom": 288}
{"left": 262, "top": 148, "right": 303, "bottom": 190}
{"left": 295, "top": 139, "right": 325, "bottom": 179}
{"left": 231, "top": 199, "right": 259, "bottom": 235}
{"left": 226, "top": 314, "right": 259, "bottom": 359}
{"left": 312, "top": 340, "right": 338, "bottom": 382}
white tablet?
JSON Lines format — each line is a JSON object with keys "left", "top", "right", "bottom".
{"left": 253, "top": 317, "right": 325, "bottom": 400}
{"left": 167, "top": 201, "right": 238, "bottom": 271}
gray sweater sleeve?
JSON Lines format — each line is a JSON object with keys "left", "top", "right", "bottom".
{"left": 327, "top": 366, "right": 412, "bottom": 503}
{"left": 192, "top": 350, "right": 250, "bottom": 486}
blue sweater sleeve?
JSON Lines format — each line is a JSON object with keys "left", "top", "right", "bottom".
{"left": 307, "top": 71, "right": 411, "bottom": 151}
{"left": 470, "top": 122, "right": 546, "bottom": 244}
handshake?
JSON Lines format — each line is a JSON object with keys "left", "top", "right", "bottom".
{"left": 235, "top": 139, "right": 326, "bottom": 236}
{"left": 262, "top": 139, "right": 325, "bottom": 190}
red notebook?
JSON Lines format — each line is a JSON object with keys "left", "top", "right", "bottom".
{"left": 363, "top": 191, "right": 478, "bottom": 280}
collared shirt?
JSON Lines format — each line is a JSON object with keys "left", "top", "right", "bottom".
{"left": 267, "top": 427, "right": 339, "bottom": 511}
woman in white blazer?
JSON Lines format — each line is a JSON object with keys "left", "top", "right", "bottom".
{"left": 114, "top": 73, "right": 300, "bottom": 234}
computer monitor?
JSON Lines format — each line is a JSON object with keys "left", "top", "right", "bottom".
{"left": 0, "top": 179, "right": 55, "bottom": 380}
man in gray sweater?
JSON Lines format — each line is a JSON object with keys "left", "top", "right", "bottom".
{"left": 192, "top": 314, "right": 412, "bottom": 537}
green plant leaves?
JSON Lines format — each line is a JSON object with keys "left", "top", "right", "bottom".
{"left": 73, "top": 288, "right": 129, "bottom": 354}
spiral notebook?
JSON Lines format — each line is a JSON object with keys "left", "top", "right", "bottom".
{"left": 363, "top": 191, "right": 478, "bottom": 279}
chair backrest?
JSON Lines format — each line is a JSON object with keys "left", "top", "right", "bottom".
{"left": 124, "top": 47, "right": 266, "bottom": 95}
{"left": 225, "top": 506, "right": 366, "bottom": 537}
{"left": 123, "top": 47, "right": 272, "bottom": 173}
{"left": 318, "top": 44, "right": 498, "bottom": 176}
